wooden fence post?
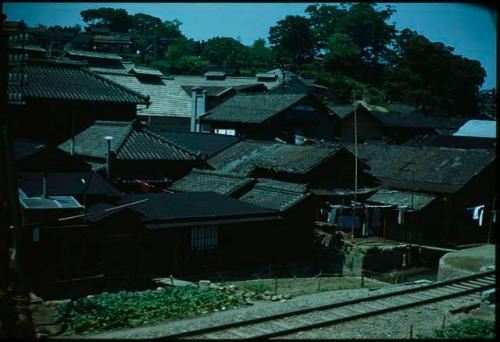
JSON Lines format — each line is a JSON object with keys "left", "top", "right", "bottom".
{"left": 317, "top": 271, "right": 322, "bottom": 291}
{"left": 274, "top": 276, "right": 278, "bottom": 295}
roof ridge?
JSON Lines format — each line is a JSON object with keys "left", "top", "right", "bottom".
{"left": 112, "top": 122, "right": 135, "bottom": 156}
{"left": 143, "top": 128, "right": 198, "bottom": 158}
{"left": 191, "top": 168, "right": 250, "bottom": 179}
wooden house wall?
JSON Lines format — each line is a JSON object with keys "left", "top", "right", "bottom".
{"left": 340, "top": 109, "right": 385, "bottom": 142}
{"left": 141, "top": 221, "right": 281, "bottom": 277}
{"left": 112, "top": 159, "right": 202, "bottom": 182}
{"left": 10, "top": 100, "right": 137, "bottom": 144}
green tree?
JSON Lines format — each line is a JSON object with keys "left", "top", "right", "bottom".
{"left": 323, "top": 33, "right": 360, "bottom": 74}
{"left": 80, "top": 7, "right": 132, "bottom": 33}
{"left": 247, "top": 38, "right": 274, "bottom": 72}
{"left": 268, "top": 15, "right": 315, "bottom": 68}
{"left": 201, "top": 37, "right": 248, "bottom": 69}
{"left": 385, "top": 29, "right": 485, "bottom": 115}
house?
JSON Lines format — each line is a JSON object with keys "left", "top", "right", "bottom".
{"left": 201, "top": 92, "right": 336, "bottom": 143}
{"left": 17, "top": 171, "right": 123, "bottom": 205}
{"left": 70, "top": 31, "right": 132, "bottom": 53}
{"left": 330, "top": 102, "right": 383, "bottom": 142}
{"left": 7, "top": 59, "right": 150, "bottom": 144}
{"left": 170, "top": 169, "right": 317, "bottom": 261}
{"left": 114, "top": 192, "right": 282, "bottom": 276}
{"left": 28, "top": 29, "right": 77, "bottom": 56}
{"left": 208, "top": 139, "right": 376, "bottom": 190}
{"left": 345, "top": 142, "right": 496, "bottom": 247}
{"left": 330, "top": 102, "right": 468, "bottom": 143}
{"left": 64, "top": 49, "right": 125, "bottom": 68}
{"left": 58, "top": 120, "right": 201, "bottom": 190}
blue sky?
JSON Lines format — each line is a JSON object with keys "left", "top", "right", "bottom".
{"left": 3, "top": 2, "right": 497, "bottom": 89}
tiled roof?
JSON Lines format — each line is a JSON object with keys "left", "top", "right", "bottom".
{"left": 18, "top": 171, "right": 123, "bottom": 198}
{"left": 98, "top": 73, "right": 191, "bottom": 117}
{"left": 203, "top": 93, "right": 309, "bottom": 124}
{"left": 405, "top": 135, "right": 496, "bottom": 149}
{"left": 366, "top": 188, "right": 436, "bottom": 210}
{"left": 344, "top": 142, "right": 496, "bottom": 193}
{"left": 169, "top": 169, "right": 254, "bottom": 195}
{"left": 238, "top": 178, "right": 309, "bottom": 212}
{"left": 118, "top": 192, "right": 279, "bottom": 225}
{"left": 150, "top": 130, "right": 240, "bottom": 158}
{"left": 173, "top": 74, "right": 281, "bottom": 90}
{"left": 8, "top": 60, "right": 149, "bottom": 104}
{"left": 13, "top": 139, "right": 47, "bottom": 161}
{"left": 370, "top": 111, "right": 467, "bottom": 129}
{"left": 130, "top": 66, "right": 164, "bottom": 76}
{"left": 59, "top": 120, "right": 196, "bottom": 161}
{"left": 66, "top": 49, "right": 123, "bottom": 60}
{"left": 209, "top": 140, "right": 344, "bottom": 176}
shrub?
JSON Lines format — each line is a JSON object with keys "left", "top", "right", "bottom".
{"left": 432, "top": 318, "right": 495, "bottom": 339}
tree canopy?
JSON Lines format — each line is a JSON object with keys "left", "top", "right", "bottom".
{"left": 77, "top": 4, "right": 487, "bottom": 116}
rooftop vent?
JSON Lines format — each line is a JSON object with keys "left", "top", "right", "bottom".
{"left": 256, "top": 72, "right": 278, "bottom": 82}
{"left": 204, "top": 71, "right": 226, "bottom": 80}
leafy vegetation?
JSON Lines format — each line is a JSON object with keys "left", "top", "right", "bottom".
{"left": 54, "top": 285, "right": 244, "bottom": 335}
{"left": 429, "top": 318, "right": 495, "bottom": 339}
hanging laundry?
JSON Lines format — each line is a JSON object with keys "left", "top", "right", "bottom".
{"left": 472, "top": 205, "right": 485, "bottom": 220}
{"left": 397, "top": 207, "right": 405, "bottom": 225}
{"left": 327, "top": 207, "right": 337, "bottom": 223}
{"left": 478, "top": 206, "right": 485, "bottom": 227}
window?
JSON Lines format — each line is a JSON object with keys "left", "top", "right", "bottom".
{"left": 214, "top": 128, "right": 236, "bottom": 136}
{"left": 191, "top": 226, "right": 218, "bottom": 252}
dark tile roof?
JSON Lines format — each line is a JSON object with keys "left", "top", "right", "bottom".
{"left": 18, "top": 172, "right": 123, "bottom": 198}
{"left": 202, "top": 93, "right": 308, "bottom": 124}
{"left": 118, "top": 192, "right": 279, "bottom": 227}
{"left": 405, "top": 135, "right": 497, "bottom": 149}
{"left": 169, "top": 169, "right": 254, "bottom": 195}
{"left": 66, "top": 49, "right": 123, "bottom": 60}
{"left": 8, "top": 60, "right": 149, "bottom": 104}
{"left": 387, "top": 103, "right": 419, "bottom": 114}
{"left": 330, "top": 104, "right": 358, "bottom": 119}
{"left": 366, "top": 188, "right": 436, "bottom": 210}
{"left": 150, "top": 130, "right": 240, "bottom": 158}
{"left": 209, "top": 140, "right": 345, "bottom": 176}
{"left": 59, "top": 120, "right": 197, "bottom": 161}
{"left": 238, "top": 178, "right": 309, "bottom": 212}
{"left": 370, "top": 110, "right": 467, "bottom": 129}
{"left": 344, "top": 142, "right": 496, "bottom": 193}
{"left": 84, "top": 202, "right": 135, "bottom": 223}
{"left": 13, "top": 139, "right": 47, "bottom": 161}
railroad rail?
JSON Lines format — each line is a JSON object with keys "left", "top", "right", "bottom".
{"left": 162, "top": 270, "right": 495, "bottom": 340}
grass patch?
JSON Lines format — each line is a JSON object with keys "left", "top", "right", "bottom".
{"left": 428, "top": 318, "right": 495, "bottom": 339}
{"left": 230, "top": 276, "right": 385, "bottom": 297}
{"left": 54, "top": 285, "right": 244, "bottom": 336}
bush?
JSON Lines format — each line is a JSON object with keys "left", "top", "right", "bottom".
{"left": 432, "top": 319, "right": 495, "bottom": 339}
{"left": 54, "top": 285, "right": 244, "bottom": 335}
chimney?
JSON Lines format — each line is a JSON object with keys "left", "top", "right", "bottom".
{"left": 70, "top": 135, "right": 75, "bottom": 155}
{"left": 191, "top": 87, "right": 206, "bottom": 133}
{"left": 104, "top": 136, "right": 113, "bottom": 180}
{"left": 41, "top": 173, "right": 48, "bottom": 198}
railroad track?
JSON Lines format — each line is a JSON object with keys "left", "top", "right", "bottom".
{"left": 162, "top": 270, "right": 495, "bottom": 340}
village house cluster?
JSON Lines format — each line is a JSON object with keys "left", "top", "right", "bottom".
{"left": 2, "top": 20, "right": 496, "bottom": 298}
